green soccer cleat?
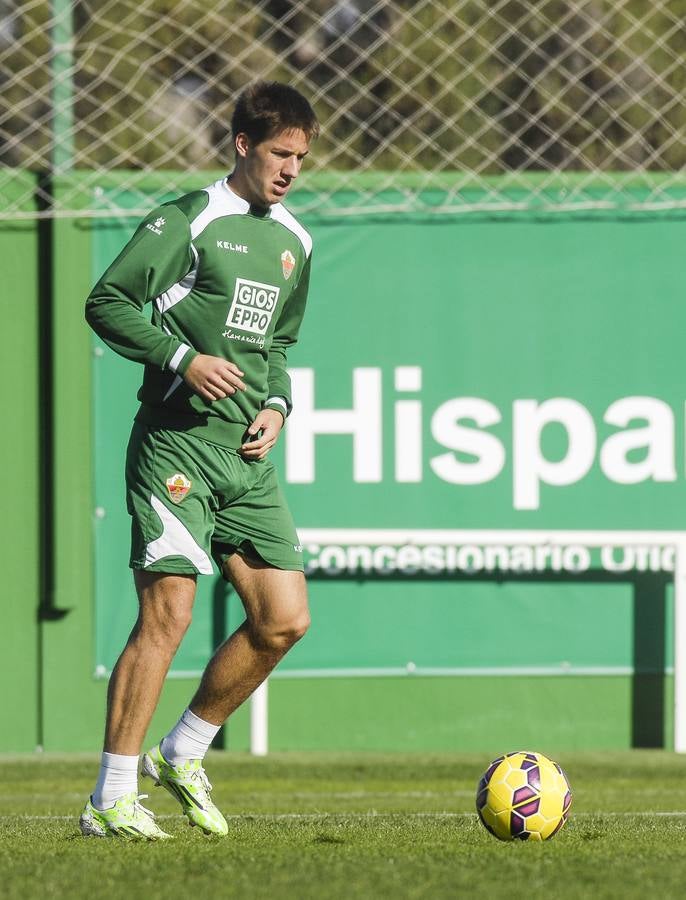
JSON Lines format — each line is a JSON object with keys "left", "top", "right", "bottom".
{"left": 79, "top": 792, "right": 172, "bottom": 840}
{"left": 141, "top": 744, "right": 229, "bottom": 836}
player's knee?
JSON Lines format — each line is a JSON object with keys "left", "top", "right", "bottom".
{"left": 286, "top": 610, "right": 311, "bottom": 646}
{"left": 140, "top": 605, "right": 193, "bottom": 650}
{"left": 255, "top": 612, "right": 310, "bottom": 652}
{"left": 165, "top": 607, "right": 193, "bottom": 643}
{"left": 135, "top": 572, "right": 195, "bottom": 650}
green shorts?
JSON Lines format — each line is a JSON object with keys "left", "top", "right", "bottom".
{"left": 125, "top": 422, "right": 304, "bottom": 575}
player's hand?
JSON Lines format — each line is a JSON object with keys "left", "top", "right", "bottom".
{"left": 183, "top": 354, "right": 246, "bottom": 401}
{"left": 239, "top": 408, "right": 284, "bottom": 460}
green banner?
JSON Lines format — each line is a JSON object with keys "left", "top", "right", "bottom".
{"left": 91, "top": 187, "right": 684, "bottom": 678}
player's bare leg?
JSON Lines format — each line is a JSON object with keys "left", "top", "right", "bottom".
{"left": 105, "top": 571, "right": 197, "bottom": 754}
{"left": 190, "top": 553, "right": 309, "bottom": 724}
{"left": 81, "top": 571, "right": 196, "bottom": 839}
{"left": 141, "top": 554, "right": 309, "bottom": 836}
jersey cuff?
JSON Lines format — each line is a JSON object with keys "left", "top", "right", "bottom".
{"left": 264, "top": 396, "right": 289, "bottom": 419}
{"left": 168, "top": 343, "right": 193, "bottom": 374}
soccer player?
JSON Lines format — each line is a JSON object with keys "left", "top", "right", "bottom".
{"left": 79, "top": 82, "right": 318, "bottom": 840}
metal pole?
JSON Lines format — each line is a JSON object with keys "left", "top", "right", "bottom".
{"left": 250, "top": 679, "right": 268, "bottom": 756}
{"left": 51, "top": 0, "right": 75, "bottom": 173}
{"left": 674, "top": 541, "right": 686, "bottom": 751}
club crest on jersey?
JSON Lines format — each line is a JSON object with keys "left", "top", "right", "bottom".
{"left": 165, "top": 473, "right": 191, "bottom": 504}
{"left": 281, "top": 249, "right": 295, "bottom": 280}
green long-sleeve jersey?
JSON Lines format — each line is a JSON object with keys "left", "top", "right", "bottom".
{"left": 85, "top": 177, "right": 313, "bottom": 447}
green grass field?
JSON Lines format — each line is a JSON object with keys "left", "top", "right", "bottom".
{"left": 2, "top": 751, "right": 686, "bottom": 899}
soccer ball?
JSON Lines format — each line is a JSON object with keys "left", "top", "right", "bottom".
{"left": 476, "top": 750, "right": 572, "bottom": 841}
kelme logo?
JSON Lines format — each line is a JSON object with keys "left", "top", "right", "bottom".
{"left": 146, "top": 216, "right": 165, "bottom": 236}
{"left": 165, "top": 473, "right": 191, "bottom": 504}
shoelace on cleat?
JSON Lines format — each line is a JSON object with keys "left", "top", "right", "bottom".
{"left": 190, "top": 767, "right": 213, "bottom": 797}
{"left": 132, "top": 795, "right": 157, "bottom": 820}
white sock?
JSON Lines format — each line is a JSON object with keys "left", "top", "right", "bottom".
{"left": 92, "top": 752, "right": 139, "bottom": 810}
{"left": 160, "top": 708, "right": 221, "bottom": 765}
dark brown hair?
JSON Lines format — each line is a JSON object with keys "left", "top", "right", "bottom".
{"left": 231, "top": 81, "right": 319, "bottom": 146}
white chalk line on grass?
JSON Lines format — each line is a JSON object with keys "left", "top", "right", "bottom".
{"left": 292, "top": 790, "right": 476, "bottom": 799}
{"left": 2, "top": 789, "right": 474, "bottom": 804}
{"left": 5, "top": 812, "right": 686, "bottom": 822}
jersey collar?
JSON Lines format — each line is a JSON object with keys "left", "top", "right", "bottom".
{"left": 222, "top": 177, "right": 271, "bottom": 219}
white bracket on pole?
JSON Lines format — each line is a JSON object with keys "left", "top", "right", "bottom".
{"left": 250, "top": 679, "right": 268, "bottom": 756}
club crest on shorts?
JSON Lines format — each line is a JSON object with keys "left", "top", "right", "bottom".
{"left": 165, "top": 472, "right": 191, "bottom": 504}
{"left": 281, "top": 249, "right": 295, "bottom": 280}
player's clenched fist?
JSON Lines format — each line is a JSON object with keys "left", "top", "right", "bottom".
{"left": 183, "top": 354, "right": 246, "bottom": 401}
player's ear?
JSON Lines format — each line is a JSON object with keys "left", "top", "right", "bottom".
{"left": 235, "top": 133, "right": 250, "bottom": 159}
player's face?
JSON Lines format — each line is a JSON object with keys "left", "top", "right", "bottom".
{"left": 234, "top": 128, "right": 310, "bottom": 207}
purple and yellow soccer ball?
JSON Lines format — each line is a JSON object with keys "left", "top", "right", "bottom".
{"left": 476, "top": 750, "right": 572, "bottom": 841}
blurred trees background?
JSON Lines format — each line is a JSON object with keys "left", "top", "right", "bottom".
{"left": 2, "top": 0, "right": 686, "bottom": 179}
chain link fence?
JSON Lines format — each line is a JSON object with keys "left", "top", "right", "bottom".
{"left": 2, "top": 0, "right": 686, "bottom": 218}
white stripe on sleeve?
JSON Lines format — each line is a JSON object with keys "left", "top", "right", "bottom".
{"left": 168, "top": 343, "right": 191, "bottom": 373}
{"left": 265, "top": 396, "right": 288, "bottom": 416}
